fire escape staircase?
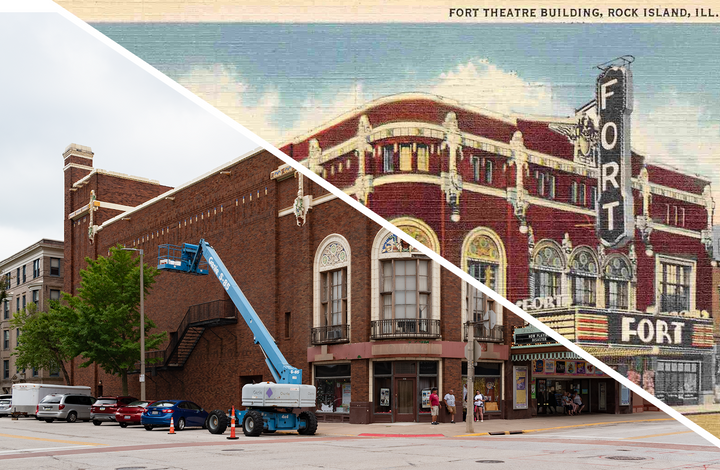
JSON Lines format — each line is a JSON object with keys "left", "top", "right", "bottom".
{"left": 142, "top": 299, "right": 237, "bottom": 371}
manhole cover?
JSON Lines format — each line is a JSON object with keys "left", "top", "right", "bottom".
{"left": 605, "top": 456, "right": 646, "bottom": 461}
{"left": 222, "top": 449, "right": 244, "bottom": 452}
{"left": 476, "top": 460, "right": 504, "bottom": 464}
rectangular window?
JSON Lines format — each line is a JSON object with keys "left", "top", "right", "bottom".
{"left": 16, "top": 328, "right": 19, "bottom": 346}
{"left": 3, "top": 273, "right": 9, "bottom": 289}
{"left": 32, "top": 290, "right": 39, "bottom": 305}
{"left": 16, "top": 298, "right": 19, "bottom": 313}
{"left": 570, "top": 181, "right": 578, "bottom": 204}
{"left": 579, "top": 184, "right": 587, "bottom": 206}
{"left": 22, "top": 295, "right": 26, "bottom": 311}
{"left": 3, "top": 300, "right": 8, "bottom": 320}
{"left": 50, "top": 258, "right": 60, "bottom": 276}
{"left": 32, "top": 368, "right": 38, "bottom": 377}
{"left": 315, "top": 364, "right": 351, "bottom": 414}
{"left": 472, "top": 156, "right": 481, "bottom": 182}
{"left": 3, "top": 330, "right": 8, "bottom": 350}
{"left": 399, "top": 144, "right": 412, "bottom": 171}
{"left": 321, "top": 268, "right": 347, "bottom": 327}
{"left": 383, "top": 145, "right": 394, "bottom": 173}
{"left": 606, "top": 280, "right": 629, "bottom": 310}
{"left": 50, "top": 289, "right": 61, "bottom": 301}
{"left": 380, "top": 259, "right": 431, "bottom": 328}
{"left": 548, "top": 175, "right": 556, "bottom": 199}
{"left": 484, "top": 160, "right": 493, "bottom": 184}
{"left": 537, "top": 172, "right": 545, "bottom": 196}
{"left": 571, "top": 274, "right": 596, "bottom": 307}
{"left": 3, "top": 360, "right": 8, "bottom": 379}
{"left": 417, "top": 145, "right": 429, "bottom": 172}
{"left": 16, "top": 267, "right": 20, "bottom": 286}
{"left": 665, "top": 204, "right": 671, "bottom": 225}
{"left": 590, "top": 186, "right": 597, "bottom": 209}
{"left": 49, "top": 366, "right": 60, "bottom": 377}
{"left": 680, "top": 207, "right": 686, "bottom": 227}
{"left": 660, "top": 261, "right": 692, "bottom": 312}
{"left": 535, "top": 270, "right": 561, "bottom": 298}
{"left": 22, "top": 265, "right": 26, "bottom": 283}
{"left": 33, "top": 259, "right": 40, "bottom": 278}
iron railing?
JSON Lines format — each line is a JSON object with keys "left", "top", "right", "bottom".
{"left": 142, "top": 299, "right": 237, "bottom": 368}
{"left": 370, "top": 318, "right": 440, "bottom": 339}
{"left": 464, "top": 322, "right": 504, "bottom": 343}
{"left": 311, "top": 324, "right": 350, "bottom": 345}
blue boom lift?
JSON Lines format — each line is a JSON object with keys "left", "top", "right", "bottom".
{"left": 157, "top": 239, "right": 317, "bottom": 436}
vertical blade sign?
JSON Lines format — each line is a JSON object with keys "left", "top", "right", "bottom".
{"left": 597, "top": 66, "right": 634, "bottom": 248}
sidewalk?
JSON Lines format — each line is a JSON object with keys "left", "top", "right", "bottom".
{"left": 674, "top": 403, "right": 720, "bottom": 415}
{"left": 314, "top": 411, "right": 673, "bottom": 438}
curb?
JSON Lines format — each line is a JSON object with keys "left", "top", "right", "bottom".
{"left": 453, "top": 417, "right": 675, "bottom": 438}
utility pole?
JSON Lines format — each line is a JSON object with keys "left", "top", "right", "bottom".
{"left": 466, "top": 322, "right": 474, "bottom": 433}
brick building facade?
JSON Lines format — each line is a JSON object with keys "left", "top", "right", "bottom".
{"left": 1, "top": 239, "right": 65, "bottom": 393}
{"left": 279, "top": 93, "right": 716, "bottom": 407}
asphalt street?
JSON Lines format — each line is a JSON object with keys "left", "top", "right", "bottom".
{"left": 0, "top": 415, "right": 717, "bottom": 469}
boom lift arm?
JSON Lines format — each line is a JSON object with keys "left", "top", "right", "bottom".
{"left": 158, "top": 239, "right": 302, "bottom": 384}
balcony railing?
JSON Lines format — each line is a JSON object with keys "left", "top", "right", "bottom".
{"left": 311, "top": 324, "right": 350, "bottom": 345}
{"left": 464, "top": 322, "right": 504, "bottom": 343}
{"left": 370, "top": 318, "right": 441, "bottom": 339}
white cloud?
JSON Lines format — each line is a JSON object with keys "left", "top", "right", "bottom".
{"left": 428, "top": 58, "right": 567, "bottom": 117}
{"left": 177, "top": 64, "right": 284, "bottom": 144}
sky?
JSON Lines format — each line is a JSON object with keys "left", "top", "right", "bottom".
{"left": 0, "top": 13, "right": 259, "bottom": 262}
{"left": 95, "top": 23, "right": 720, "bottom": 218}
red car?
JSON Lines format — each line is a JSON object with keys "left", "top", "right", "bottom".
{"left": 91, "top": 396, "right": 137, "bottom": 426}
{"left": 115, "top": 400, "right": 155, "bottom": 427}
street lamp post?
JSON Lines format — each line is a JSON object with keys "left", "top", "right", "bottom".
{"left": 122, "top": 248, "right": 145, "bottom": 401}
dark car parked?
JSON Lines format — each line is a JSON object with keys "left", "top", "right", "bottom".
{"left": 141, "top": 400, "right": 208, "bottom": 431}
{"left": 115, "top": 400, "right": 155, "bottom": 427}
{"left": 91, "top": 396, "right": 138, "bottom": 425}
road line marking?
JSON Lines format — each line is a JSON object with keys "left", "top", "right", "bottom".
{"left": 622, "top": 431, "right": 693, "bottom": 440}
{"left": 0, "top": 433, "right": 106, "bottom": 446}
{"left": 0, "top": 446, "right": 95, "bottom": 455}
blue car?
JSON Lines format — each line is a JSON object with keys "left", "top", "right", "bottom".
{"left": 141, "top": 400, "right": 208, "bottom": 431}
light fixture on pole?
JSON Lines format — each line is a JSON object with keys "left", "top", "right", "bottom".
{"left": 121, "top": 247, "right": 145, "bottom": 401}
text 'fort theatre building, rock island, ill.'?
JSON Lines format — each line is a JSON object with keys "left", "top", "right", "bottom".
{"left": 279, "top": 89, "right": 716, "bottom": 408}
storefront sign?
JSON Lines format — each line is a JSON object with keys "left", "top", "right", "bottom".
{"left": 513, "top": 366, "right": 528, "bottom": 410}
{"left": 515, "top": 294, "right": 571, "bottom": 311}
{"left": 596, "top": 64, "right": 634, "bottom": 248}
{"left": 270, "top": 164, "right": 295, "bottom": 180}
{"left": 514, "top": 325, "right": 551, "bottom": 345}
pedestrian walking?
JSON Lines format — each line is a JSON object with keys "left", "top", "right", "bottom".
{"left": 537, "top": 389, "right": 546, "bottom": 415}
{"left": 443, "top": 389, "right": 456, "bottom": 424}
{"left": 429, "top": 388, "right": 440, "bottom": 425}
{"left": 547, "top": 387, "right": 557, "bottom": 414}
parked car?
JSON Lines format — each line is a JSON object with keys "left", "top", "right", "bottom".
{"left": 36, "top": 394, "right": 96, "bottom": 423}
{"left": 141, "top": 400, "right": 208, "bottom": 431}
{"left": 0, "top": 398, "right": 11, "bottom": 417}
{"left": 115, "top": 400, "right": 155, "bottom": 428}
{"left": 90, "top": 396, "right": 137, "bottom": 426}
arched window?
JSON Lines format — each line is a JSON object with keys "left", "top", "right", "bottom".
{"left": 604, "top": 255, "right": 632, "bottom": 310}
{"left": 532, "top": 242, "right": 564, "bottom": 298}
{"left": 371, "top": 219, "right": 441, "bottom": 338}
{"left": 569, "top": 248, "right": 598, "bottom": 307}
{"left": 313, "top": 235, "right": 351, "bottom": 344}
{"left": 461, "top": 229, "right": 506, "bottom": 341}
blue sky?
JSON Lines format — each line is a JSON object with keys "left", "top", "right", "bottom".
{"left": 94, "top": 23, "right": 720, "bottom": 203}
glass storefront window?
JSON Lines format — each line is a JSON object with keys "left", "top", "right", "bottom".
{"left": 374, "top": 361, "right": 392, "bottom": 414}
{"left": 315, "top": 364, "right": 351, "bottom": 413}
{"left": 418, "top": 361, "right": 438, "bottom": 414}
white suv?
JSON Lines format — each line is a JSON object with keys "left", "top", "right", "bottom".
{"left": 36, "top": 394, "right": 96, "bottom": 423}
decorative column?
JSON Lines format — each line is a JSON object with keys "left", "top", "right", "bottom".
{"left": 507, "top": 131, "right": 530, "bottom": 233}
{"left": 635, "top": 167, "right": 654, "bottom": 256}
{"left": 354, "top": 115, "right": 374, "bottom": 205}
{"left": 294, "top": 172, "right": 312, "bottom": 226}
{"left": 440, "top": 112, "right": 463, "bottom": 222}
{"left": 308, "top": 139, "right": 323, "bottom": 175}
{"left": 701, "top": 185, "right": 715, "bottom": 257}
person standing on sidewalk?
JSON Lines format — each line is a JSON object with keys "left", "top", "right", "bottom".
{"left": 474, "top": 391, "right": 484, "bottom": 422}
{"left": 443, "top": 389, "right": 456, "bottom": 424}
{"left": 547, "top": 387, "right": 557, "bottom": 414}
{"left": 429, "top": 388, "right": 440, "bottom": 425}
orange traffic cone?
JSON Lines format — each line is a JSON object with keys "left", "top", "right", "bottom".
{"left": 168, "top": 417, "right": 176, "bottom": 434}
{"left": 227, "top": 406, "right": 239, "bottom": 440}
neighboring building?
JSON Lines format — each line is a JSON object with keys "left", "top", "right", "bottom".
{"left": 279, "top": 92, "right": 717, "bottom": 407}
{"left": 64, "top": 139, "right": 634, "bottom": 423}
{"left": 0, "top": 239, "right": 65, "bottom": 393}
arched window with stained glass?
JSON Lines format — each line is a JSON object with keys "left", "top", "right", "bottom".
{"left": 532, "top": 242, "right": 565, "bottom": 299}
{"left": 569, "top": 248, "right": 598, "bottom": 307}
{"left": 603, "top": 255, "right": 632, "bottom": 310}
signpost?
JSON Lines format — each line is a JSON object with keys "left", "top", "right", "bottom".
{"left": 596, "top": 57, "right": 634, "bottom": 248}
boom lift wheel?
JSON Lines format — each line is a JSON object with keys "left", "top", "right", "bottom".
{"left": 297, "top": 411, "right": 318, "bottom": 435}
{"left": 243, "top": 410, "right": 264, "bottom": 437}
{"left": 207, "top": 410, "right": 228, "bottom": 434}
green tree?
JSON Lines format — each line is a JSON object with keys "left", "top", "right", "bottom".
{"left": 58, "top": 246, "right": 166, "bottom": 395}
{"left": 11, "top": 303, "right": 73, "bottom": 384}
